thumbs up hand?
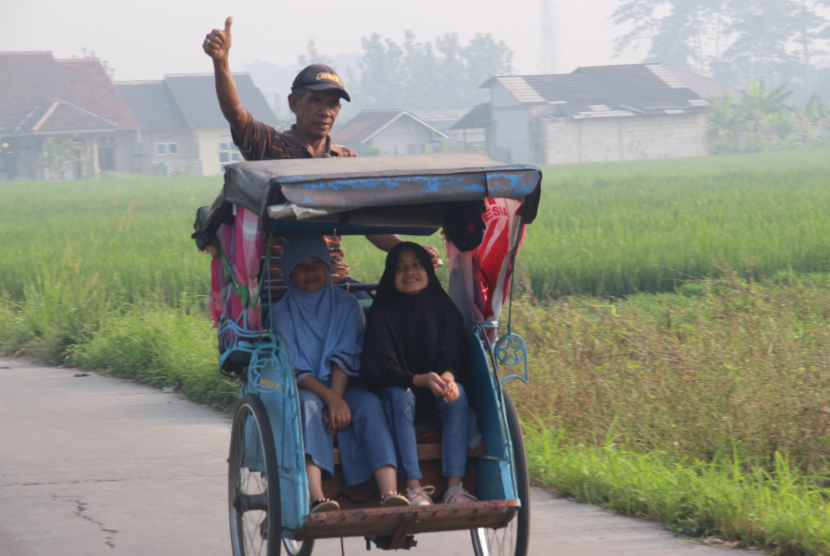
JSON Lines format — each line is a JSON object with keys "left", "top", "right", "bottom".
{"left": 203, "top": 16, "right": 233, "bottom": 61}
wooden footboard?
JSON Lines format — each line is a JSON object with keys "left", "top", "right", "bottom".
{"left": 298, "top": 499, "right": 519, "bottom": 542}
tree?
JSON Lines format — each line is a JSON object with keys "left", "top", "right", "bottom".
{"left": 612, "top": 0, "right": 733, "bottom": 73}
{"left": 356, "top": 34, "right": 407, "bottom": 108}
{"left": 611, "top": 0, "right": 830, "bottom": 88}
{"left": 34, "top": 135, "right": 83, "bottom": 180}
{"left": 297, "top": 39, "right": 332, "bottom": 67}
{"left": 352, "top": 31, "right": 513, "bottom": 110}
{"left": 707, "top": 94, "right": 741, "bottom": 153}
{"left": 704, "top": 77, "right": 830, "bottom": 153}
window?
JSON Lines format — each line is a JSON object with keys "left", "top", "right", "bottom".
{"left": 219, "top": 141, "right": 242, "bottom": 171}
{"left": 156, "top": 142, "right": 178, "bottom": 155}
{"left": 99, "top": 147, "right": 115, "bottom": 171}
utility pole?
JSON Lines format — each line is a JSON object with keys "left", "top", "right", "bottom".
{"left": 539, "top": 0, "right": 558, "bottom": 74}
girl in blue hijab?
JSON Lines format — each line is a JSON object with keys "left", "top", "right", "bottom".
{"left": 268, "top": 236, "right": 407, "bottom": 511}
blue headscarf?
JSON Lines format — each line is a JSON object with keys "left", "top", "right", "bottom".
{"left": 268, "top": 236, "right": 364, "bottom": 383}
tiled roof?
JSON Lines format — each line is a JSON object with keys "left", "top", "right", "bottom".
{"left": 0, "top": 51, "right": 138, "bottom": 134}
{"left": 332, "top": 109, "right": 448, "bottom": 144}
{"left": 484, "top": 64, "right": 711, "bottom": 118}
{"left": 20, "top": 100, "right": 118, "bottom": 133}
{"left": 411, "top": 109, "right": 471, "bottom": 134}
{"left": 115, "top": 81, "right": 189, "bottom": 131}
{"left": 451, "top": 103, "right": 490, "bottom": 130}
{"left": 670, "top": 69, "right": 742, "bottom": 101}
{"left": 163, "top": 73, "right": 278, "bottom": 129}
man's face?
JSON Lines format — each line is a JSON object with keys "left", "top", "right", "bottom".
{"left": 288, "top": 90, "right": 342, "bottom": 141}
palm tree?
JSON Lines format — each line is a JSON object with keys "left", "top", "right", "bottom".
{"left": 707, "top": 94, "right": 742, "bottom": 154}
{"left": 736, "top": 77, "right": 793, "bottom": 151}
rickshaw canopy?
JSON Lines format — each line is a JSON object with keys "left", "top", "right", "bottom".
{"left": 192, "top": 151, "right": 542, "bottom": 242}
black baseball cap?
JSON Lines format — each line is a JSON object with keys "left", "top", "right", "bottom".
{"left": 292, "top": 63, "right": 351, "bottom": 102}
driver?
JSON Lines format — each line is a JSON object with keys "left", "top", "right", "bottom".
{"left": 203, "top": 17, "right": 442, "bottom": 294}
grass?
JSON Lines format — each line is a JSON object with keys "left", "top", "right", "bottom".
{"left": 3, "top": 150, "right": 830, "bottom": 553}
{"left": 521, "top": 147, "right": 830, "bottom": 297}
{"left": 505, "top": 270, "right": 830, "bottom": 554}
{"left": 507, "top": 271, "right": 830, "bottom": 468}
{"left": 0, "top": 175, "right": 221, "bottom": 304}
{"left": 525, "top": 426, "right": 830, "bottom": 555}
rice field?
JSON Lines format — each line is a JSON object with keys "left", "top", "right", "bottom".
{"left": 2, "top": 147, "right": 830, "bottom": 305}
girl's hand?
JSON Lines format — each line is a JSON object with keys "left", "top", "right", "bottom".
{"left": 323, "top": 396, "right": 352, "bottom": 433}
{"left": 440, "top": 372, "right": 460, "bottom": 403}
{"left": 413, "top": 372, "right": 448, "bottom": 397}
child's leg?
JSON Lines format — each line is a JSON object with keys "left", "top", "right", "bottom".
{"left": 436, "top": 383, "right": 470, "bottom": 483}
{"left": 377, "top": 387, "right": 422, "bottom": 486}
{"left": 339, "top": 385, "right": 399, "bottom": 494}
{"left": 373, "top": 465, "right": 398, "bottom": 497}
{"left": 306, "top": 459, "right": 325, "bottom": 501}
{"left": 298, "top": 388, "right": 335, "bottom": 501}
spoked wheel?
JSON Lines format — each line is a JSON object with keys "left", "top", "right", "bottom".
{"left": 229, "top": 394, "right": 282, "bottom": 556}
{"left": 471, "top": 388, "right": 530, "bottom": 556}
{"left": 282, "top": 538, "right": 314, "bottom": 556}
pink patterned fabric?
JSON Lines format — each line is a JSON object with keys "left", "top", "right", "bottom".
{"left": 446, "top": 198, "right": 525, "bottom": 330}
{"left": 209, "top": 205, "right": 265, "bottom": 330}
{"left": 208, "top": 256, "right": 227, "bottom": 327}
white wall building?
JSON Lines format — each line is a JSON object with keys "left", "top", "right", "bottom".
{"left": 332, "top": 109, "right": 449, "bottom": 156}
{"left": 480, "top": 64, "right": 712, "bottom": 165}
{"left": 117, "top": 74, "right": 277, "bottom": 176}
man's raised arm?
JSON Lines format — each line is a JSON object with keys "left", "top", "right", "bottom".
{"left": 203, "top": 16, "right": 249, "bottom": 138}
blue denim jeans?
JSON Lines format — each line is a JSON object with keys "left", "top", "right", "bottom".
{"left": 378, "top": 384, "right": 471, "bottom": 480}
{"left": 299, "top": 383, "right": 397, "bottom": 487}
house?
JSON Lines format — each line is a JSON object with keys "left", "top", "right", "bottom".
{"left": 480, "top": 64, "right": 713, "bottom": 165}
{"left": 670, "top": 69, "right": 743, "bottom": 102}
{"left": 0, "top": 51, "right": 141, "bottom": 181}
{"left": 116, "top": 74, "right": 278, "bottom": 176}
{"left": 451, "top": 103, "right": 492, "bottom": 152}
{"left": 410, "top": 109, "right": 486, "bottom": 149}
{"left": 332, "top": 109, "right": 448, "bottom": 156}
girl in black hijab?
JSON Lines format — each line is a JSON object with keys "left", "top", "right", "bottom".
{"left": 361, "top": 242, "right": 478, "bottom": 506}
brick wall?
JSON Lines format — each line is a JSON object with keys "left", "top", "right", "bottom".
{"left": 543, "top": 112, "right": 708, "bottom": 164}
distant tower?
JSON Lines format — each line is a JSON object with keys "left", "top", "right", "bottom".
{"left": 539, "top": 0, "right": 558, "bottom": 74}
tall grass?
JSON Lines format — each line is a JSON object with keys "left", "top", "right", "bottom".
{"left": 0, "top": 175, "right": 221, "bottom": 304}
{"left": 522, "top": 147, "right": 830, "bottom": 297}
{"left": 508, "top": 271, "right": 830, "bottom": 470}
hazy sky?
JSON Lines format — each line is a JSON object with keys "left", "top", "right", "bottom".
{"left": 1, "top": 0, "right": 642, "bottom": 82}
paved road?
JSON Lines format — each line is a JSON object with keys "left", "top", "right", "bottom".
{"left": 0, "top": 358, "right": 759, "bottom": 556}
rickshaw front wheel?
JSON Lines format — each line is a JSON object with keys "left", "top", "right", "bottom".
{"left": 229, "top": 394, "right": 282, "bottom": 556}
{"left": 283, "top": 538, "right": 314, "bottom": 556}
{"left": 471, "top": 388, "right": 530, "bottom": 556}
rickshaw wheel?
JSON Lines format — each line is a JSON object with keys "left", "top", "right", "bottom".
{"left": 471, "top": 388, "right": 530, "bottom": 556}
{"left": 282, "top": 538, "right": 314, "bottom": 556}
{"left": 229, "top": 394, "right": 282, "bottom": 556}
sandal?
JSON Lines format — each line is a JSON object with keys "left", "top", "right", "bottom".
{"left": 310, "top": 498, "right": 340, "bottom": 513}
{"left": 380, "top": 492, "right": 410, "bottom": 508}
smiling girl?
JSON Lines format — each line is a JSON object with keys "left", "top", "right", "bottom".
{"left": 360, "top": 242, "right": 479, "bottom": 506}
{"left": 267, "top": 236, "right": 408, "bottom": 511}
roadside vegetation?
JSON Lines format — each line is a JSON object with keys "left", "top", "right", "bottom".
{"left": 508, "top": 273, "right": 830, "bottom": 554}
{"left": 2, "top": 150, "right": 829, "bottom": 554}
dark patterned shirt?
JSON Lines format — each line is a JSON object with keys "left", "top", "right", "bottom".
{"left": 232, "top": 114, "right": 357, "bottom": 282}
